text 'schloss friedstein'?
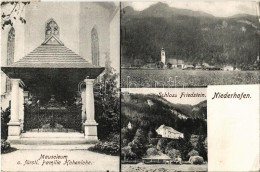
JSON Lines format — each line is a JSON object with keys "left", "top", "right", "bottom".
{"left": 158, "top": 92, "right": 206, "bottom": 98}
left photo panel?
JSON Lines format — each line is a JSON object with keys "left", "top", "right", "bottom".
{"left": 1, "top": 1, "right": 120, "bottom": 171}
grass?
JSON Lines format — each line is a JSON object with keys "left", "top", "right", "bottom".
{"left": 122, "top": 163, "right": 207, "bottom": 172}
{"left": 121, "top": 69, "right": 259, "bottom": 88}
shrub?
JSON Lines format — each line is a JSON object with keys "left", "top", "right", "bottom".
{"left": 1, "top": 107, "right": 11, "bottom": 140}
{"left": 121, "top": 145, "right": 136, "bottom": 160}
{"left": 189, "top": 156, "right": 204, "bottom": 165}
{"left": 146, "top": 147, "right": 159, "bottom": 156}
{"left": 1, "top": 139, "right": 10, "bottom": 152}
{"left": 188, "top": 150, "right": 199, "bottom": 158}
{"left": 167, "top": 149, "right": 181, "bottom": 159}
{"left": 149, "top": 138, "right": 159, "bottom": 146}
{"left": 89, "top": 140, "right": 119, "bottom": 156}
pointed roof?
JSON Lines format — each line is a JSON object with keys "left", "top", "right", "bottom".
{"left": 4, "top": 35, "right": 99, "bottom": 69}
{"left": 2, "top": 35, "right": 104, "bottom": 83}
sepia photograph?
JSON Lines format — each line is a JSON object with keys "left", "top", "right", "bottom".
{"left": 121, "top": 1, "right": 260, "bottom": 88}
{"left": 121, "top": 88, "right": 207, "bottom": 171}
{"left": 1, "top": 1, "right": 120, "bottom": 171}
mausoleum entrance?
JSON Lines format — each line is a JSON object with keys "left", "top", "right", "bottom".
{"left": 1, "top": 35, "right": 104, "bottom": 142}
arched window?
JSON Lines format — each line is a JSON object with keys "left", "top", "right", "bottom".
{"left": 91, "top": 27, "right": 99, "bottom": 66}
{"left": 6, "top": 27, "right": 15, "bottom": 92}
{"left": 45, "top": 19, "right": 59, "bottom": 40}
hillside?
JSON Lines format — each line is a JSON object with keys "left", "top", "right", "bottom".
{"left": 121, "top": 2, "right": 260, "bottom": 68}
{"left": 121, "top": 93, "right": 207, "bottom": 136}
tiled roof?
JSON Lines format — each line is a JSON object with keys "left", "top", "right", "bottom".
{"left": 143, "top": 154, "right": 171, "bottom": 160}
{"left": 5, "top": 44, "right": 98, "bottom": 69}
{"left": 1, "top": 35, "right": 104, "bottom": 80}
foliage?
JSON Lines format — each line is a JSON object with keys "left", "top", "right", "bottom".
{"left": 1, "top": 1, "right": 30, "bottom": 29}
{"left": 128, "top": 128, "right": 147, "bottom": 158}
{"left": 189, "top": 156, "right": 204, "bottom": 165}
{"left": 94, "top": 53, "right": 119, "bottom": 141}
{"left": 121, "top": 146, "right": 136, "bottom": 160}
{"left": 121, "top": 127, "right": 136, "bottom": 147}
{"left": 88, "top": 139, "right": 119, "bottom": 156}
{"left": 167, "top": 148, "right": 181, "bottom": 159}
{"left": 188, "top": 150, "right": 199, "bottom": 158}
{"left": 146, "top": 147, "right": 159, "bottom": 156}
{"left": 1, "top": 107, "right": 11, "bottom": 140}
{"left": 156, "top": 138, "right": 168, "bottom": 153}
{"left": 196, "top": 135, "right": 208, "bottom": 161}
{"left": 149, "top": 138, "right": 159, "bottom": 146}
{"left": 1, "top": 139, "right": 10, "bottom": 152}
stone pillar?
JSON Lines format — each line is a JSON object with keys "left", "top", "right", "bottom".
{"left": 7, "top": 79, "right": 21, "bottom": 140}
{"left": 19, "top": 87, "right": 24, "bottom": 132}
{"left": 83, "top": 78, "right": 98, "bottom": 141}
{"left": 81, "top": 88, "right": 86, "bottom": 123}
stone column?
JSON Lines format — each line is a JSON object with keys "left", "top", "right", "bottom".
{"left": 19, "top": 87, "right": 24, "bottom": 132}
{"left": 7, "top": 79, "right": 21, "bottom": 140}
{"left": 81, "top": 88, "right": 86, "bottom": 123}
{"left": 83, "top": 78, "right": 98, "bottom": 141}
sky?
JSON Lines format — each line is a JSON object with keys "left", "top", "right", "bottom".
{"left": 122, "top": 88, "right": 207, "bottom": 105}
{"left": 122, "top": 1, "right": 259, "bottom": 17}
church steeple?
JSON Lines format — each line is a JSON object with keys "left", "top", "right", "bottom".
{"left": 161, "top": 48, "right": 166, "bottom": 65}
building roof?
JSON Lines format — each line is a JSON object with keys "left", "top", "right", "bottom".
{"left": 3, "top": 35, "right": 100, "bottom": 69}
{"left": 157, "top": 124, "right": 183, "bottom": 135}
{"left": 1, "top": 35, "right": 104, "bottom": 85}
{"left": 142, "top": 154, "right": 171, "bottom": 160}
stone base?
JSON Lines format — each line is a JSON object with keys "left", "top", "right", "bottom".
{"left": 83, "top": 121, "right": 98, "bottom": 142}
{"left": 7, "top": 122, "right": 21, "bottom": 140}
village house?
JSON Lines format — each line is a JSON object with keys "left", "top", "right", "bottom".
{"left": 127, "top": 122, "right": 132, "bottom": 129}
{"left": 1, "top": 2, "right": 119, "bottom": 143}
{"left": 223, "top": 65, "right": 234, "bottom": 71}
{"left": 156, "top": 124, "right": 184, "bottom": 139}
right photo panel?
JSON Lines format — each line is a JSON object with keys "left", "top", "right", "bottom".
{"left": 120, "top": 1, "right": 259, "bottom": 171}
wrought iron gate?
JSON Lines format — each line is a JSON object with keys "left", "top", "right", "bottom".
{"left": 24, "top": 95, "right": 82, "bottom": 132}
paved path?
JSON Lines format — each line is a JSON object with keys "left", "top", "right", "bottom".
{"left": 2, "top": 145, "right": 119, "bottom": 172}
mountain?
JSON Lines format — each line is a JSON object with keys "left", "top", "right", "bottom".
{"left": 121, "top": 93, "right": 207, "bottom": 135}
{"left": 121, "top": 2, "right": 260, "bottom": 68}
{"left": 139, "top": 2, "right": 214, "bottom": 18}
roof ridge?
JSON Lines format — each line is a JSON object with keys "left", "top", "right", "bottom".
{"left": 42, "top": 35, "right": 64, "bottom": 46}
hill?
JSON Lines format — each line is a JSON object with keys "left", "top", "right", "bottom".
{"left": 121, "top": 93, "right": 207, "bottom": 136}
{"left": 121, "top": 2, "right": 260, "bottom": 68}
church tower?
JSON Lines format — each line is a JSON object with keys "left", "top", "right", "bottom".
{"left": 161, "top": 48, "right": 166, "bottom": 65}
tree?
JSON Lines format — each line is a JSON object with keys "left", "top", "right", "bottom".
{"left": 156, "top": 138, "right": 168, "bottom": 153}
{"left": 1, "top": 1, "right": 30, "bottom": 29}
{"left": 121, "top": 146, "right": 136, "bottom": 161}
{"left": 188, "top": 149, "right": 199, "bottom": 158}
{"left": 167, "top": 149, "right": 181, "bottom": 159}
{"left": 146, "top": 147, "right": 159, "bottom": 156}
{"left": 95, "top": 53, "right": 119, "bottom": 141}
{"left": 156, "top": 61, "right": 164, "bottom": 68}
{"left": 129, "top": 128, "right": 147, "bottom": 158}
{"left": 167, "top": 63, "right": 172, "bottom": 69}
{"left": 196, "top": 135, "right": 208, "bottom": 161}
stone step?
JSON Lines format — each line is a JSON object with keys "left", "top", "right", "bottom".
{"left": 11, "top": 144, "right": 93, "bottom": 150}
{"left": 8, "top": 132, "right": 98, "bottom": 145}
{"left": 21, "top": 132, "right": 84, "bottom": 138}
{"left": 9, "top": 137, "right": 98, "bottom": 145}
